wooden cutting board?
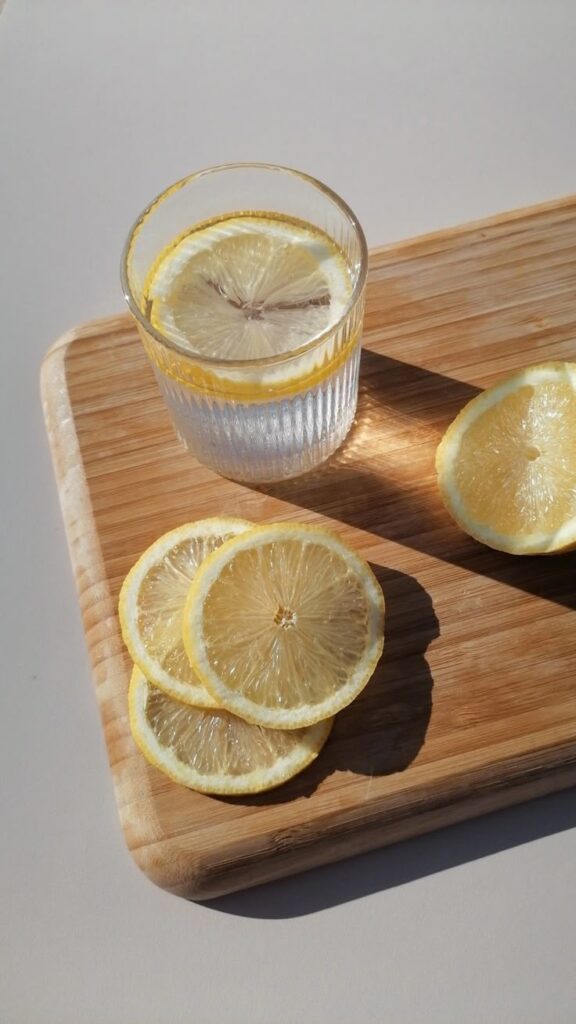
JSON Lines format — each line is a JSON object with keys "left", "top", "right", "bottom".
{"left": 41, "top": 195, "right": 576, "bottom": 900}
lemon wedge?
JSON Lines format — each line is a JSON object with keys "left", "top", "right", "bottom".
{"left": 436, "top": 362, "right": 576, "bottom": 553}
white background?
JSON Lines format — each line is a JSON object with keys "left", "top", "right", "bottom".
{"left": 1, "top": 2, "right": 576, "bottom": 1021}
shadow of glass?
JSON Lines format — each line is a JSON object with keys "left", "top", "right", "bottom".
{"left": 203, "top": 788, "right": 576, "bottom": 919}
{"left": 260, "top": 349, "right": 576, "bottom": 610}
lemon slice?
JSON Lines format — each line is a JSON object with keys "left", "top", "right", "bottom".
{"left": 183, "top": 523, "right": 384, "bottom": 729}
{"left": 129, "top": 667, "right": 333, "bottom": 795}
{"left": 436, "top": 362, "right": 576, "bottom": 554}
{"left": 119, "top": 518, "right": 252, "bottom": 707}
{"left": 146, "top": 214, "right": 352, "bottom": 361}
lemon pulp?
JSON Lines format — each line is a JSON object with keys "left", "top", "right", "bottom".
{"left": 456, "top": 379, "right": 576, "bottom": 535}
{"left": 183, "top": 524, "right": 385, "bottom": 729}
{"left": 119, "top": 518, "right": 251, "bottom": 707}
{"left": 129, "top": 667, "right": 333, "bottom": 795}
{"left": 436, "top": 362, "right": 576, "bottom": 553}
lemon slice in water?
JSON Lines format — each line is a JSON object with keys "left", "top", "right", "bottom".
{"left": 146, "top": 214, "right": 352, "bottom": 361}
{"left": 183, "top": 523, "right": 385, "bottom": 729}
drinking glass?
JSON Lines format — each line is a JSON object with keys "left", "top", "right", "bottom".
{"left": 121, "top": 163, "right": 367, "bottom": 482}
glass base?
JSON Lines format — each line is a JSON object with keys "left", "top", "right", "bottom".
{"left": 155, "top": 345, "right": 361, "bottom": 483}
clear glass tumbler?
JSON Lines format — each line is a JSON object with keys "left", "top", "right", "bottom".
{"left": 121, "top": 163, "right": 367, "bottom": 483}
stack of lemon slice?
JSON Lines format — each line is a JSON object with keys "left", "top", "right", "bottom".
{"left": 119, "top": 518, "right": 384, "bottom": 795}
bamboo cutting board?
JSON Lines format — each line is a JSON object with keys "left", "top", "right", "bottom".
{"left": 41, "top": 196, "right": 576, "bottom": 900}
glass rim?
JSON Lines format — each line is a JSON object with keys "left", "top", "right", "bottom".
{"left": 120, "top": 162, "right": 368, "bottom": 370}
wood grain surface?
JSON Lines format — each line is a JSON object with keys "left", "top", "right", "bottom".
{"left": 41, "top": 196, "right": 576, "bottom": 900}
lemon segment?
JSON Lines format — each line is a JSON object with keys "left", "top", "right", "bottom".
{"left": 436, "top": 362, "right": 576, "bottom": 554}
{"left": 129, "top": 667, "right": 333, "bottom": 795}
{"left": 183, "top": 523, "right": 385, "bottom": 729}
{"left": 119, "top": 518, "right": 252, "bottom": 707}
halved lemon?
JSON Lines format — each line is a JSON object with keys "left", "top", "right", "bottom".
{"left": 436, "top": 362, "right": 576, "bottom": 554}
{"left": 183, "top": 523, "right": 385, "bottom": 729}
{"left": 129, "top": 666, "right": 333, "bottom": 795}
{"left": 146, "top": 214, "right": 352, "bottom": 361}
{"left": 119, "top": 518, "right": 251, "bottom": 707}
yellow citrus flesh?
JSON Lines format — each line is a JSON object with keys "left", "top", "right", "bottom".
{"left": 146, "top": 214, "right": 351, "bottom": 359}
{"left": 436, "top": 362, "right": 576, "bottom": 553}
{"left": 119, "top": 518, "right": 252, "bottom": 707}
{"left": 183, "top": 523, "right": 385, "bottom": 729}
{"left": 129, "top": 666, "right": 333, "bottom": 795}
{"left": 140, "top": 213, "right": 356, "bottom": 401}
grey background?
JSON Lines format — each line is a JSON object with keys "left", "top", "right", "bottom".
{"left": 1, "top": 1, "right": 575, "bottom": 1022}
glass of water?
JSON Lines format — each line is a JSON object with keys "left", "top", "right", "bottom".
{"left": 121, "top": 163, "right": 367, "bottom": 483}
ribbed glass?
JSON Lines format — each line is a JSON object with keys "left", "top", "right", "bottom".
{"left": 152, "top": 338, "right": 361, "bottom": 482}
{"left": 121, "top": 164, "right": 367, "bottom": 483}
